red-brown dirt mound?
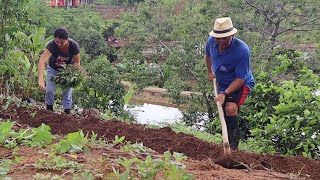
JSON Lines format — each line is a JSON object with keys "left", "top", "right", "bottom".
{"left": 1, "top": 105, "right": 319, "bottom": 179}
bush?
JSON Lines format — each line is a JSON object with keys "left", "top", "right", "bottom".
{"left": 73, "top": 56, "right": 125, "bottom": 114}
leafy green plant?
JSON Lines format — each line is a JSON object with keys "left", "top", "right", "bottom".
{"left": 23, "top": 123, "right": 53, "bottom": 147}
{"left": 112, "top": 135, "right": 126, "bottom": 146}
{"left": 33, "top": 173, "right": 63, "bottom": 180}
{"left": 247, "top": 80, "right": 320, "bottom": 158}
{"left": 108, "top": 151, "right": 194, "bottom": 179}
{"left": 0, "top": 121, "right": 53, "bottom": 148}
{"left": 35, "top": 153, "right": 82, "bottom": 171}
{"left": 51, "top": 65, "right": 86, "bottom": 90}
{"left": 0, "top": 159, "right": 13, "bottom": 178}
{"left": 73, "top": 56, "right": 125, "bottom": 114}
{"left": 54, "top": 131, "right": 90, "bottom": 153}
{"left": 0, "top": 121, "right": 15, "bottom": 145}
{"left": 121, "top": 142, "right": 153, "bottom": 154}
{"left": 30, "top": 111, "right": 37, "bottom": 118}
{"left": 73, "top": 171, "right": 97, "bottom": 180}
{"left": 123, "top": 83, "right": 134, "bottom": 105}
{"left": 13, "top": 27, "right": 52, "bottom": 98}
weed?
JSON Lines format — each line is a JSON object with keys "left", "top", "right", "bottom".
{"left": 121, "top": 142, "right": 153, "bottom": 154}
{"left": 108, "top": 151, "right": 194, "bottom": 179}
{"left": 53, "top": 131, "right": 90, "bottom": 153}
{"left": 30, "top": 111, "right": 37, "bottom": 118}
{"left": 34, "top": 153, "right": 83, "bottom": 172}
{"left": 112, "top": 135, "right": 126, "bottom": 146}
{"left": 33, "top": 173, "right": 63, "bottom": 180}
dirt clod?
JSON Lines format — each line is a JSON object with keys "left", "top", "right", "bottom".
{"left": 215, "top": 155, "right": 247, "bottom": 169}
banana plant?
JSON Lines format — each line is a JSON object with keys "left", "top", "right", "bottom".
{"left": 13, "top": 27, "right": 52, "bottom": 97}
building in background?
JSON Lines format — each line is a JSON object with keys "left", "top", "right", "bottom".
{"left": 48, "top": 0, "right": 88, "bottom": 7}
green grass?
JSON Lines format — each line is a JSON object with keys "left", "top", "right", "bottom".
{"left": 169, "top": 123, "right": 222, "bottom": 144}
{"left": 168, "top": 123, "right": 268, "bottom": 154}
{"left": 94, "top": 0, "right": 113, "bottom": 5}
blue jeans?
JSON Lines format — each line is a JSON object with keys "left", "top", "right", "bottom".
{"left": 45, "top": 66, "right": 73, "bottom": 109}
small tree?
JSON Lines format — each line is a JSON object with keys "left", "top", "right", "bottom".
{"left": 73, "top": 56, "right": 125, "bottom": 114}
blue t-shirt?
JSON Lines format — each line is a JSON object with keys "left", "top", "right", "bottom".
{"left": 206, "top": 36, "right": 255, "bottom": 92}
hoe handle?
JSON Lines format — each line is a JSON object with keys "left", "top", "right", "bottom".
{"left": 213, "top": 79, "right": 231, "bottom": 156}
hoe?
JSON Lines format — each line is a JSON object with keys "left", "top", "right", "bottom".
{"left": 212, "top": 78, "right": 245, "bottom": 169}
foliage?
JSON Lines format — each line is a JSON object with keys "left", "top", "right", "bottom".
{"left": 28, "top": 2, "right": 109, "bottom": 58}
{"left": 22, "top": 123, "right": 53, "bottom": 147}
{"left": 0, "top": 2, "right": 50, "bottom": 98}
{"left": 111, "top": 0, "right": 145, "bottom": 6}
{"left": 33, "top": 173, "right": 63, "bottom": 180}
{"left": 123, "top": 83, "right": 134, "bottom": 104}
{"left": 254, "top": 81, "right": 319, "bottom": 158}
{"left": 117, "top": 59, "right": 162, "bottom": 90}
{"left": 242, "top": 52, "right": 320, "bottom": 158}
{"left": 13, "top": 27, "right": 52, "bottom": 96}
{"left": 73, "top": 56, "right": 125, "bottom": 114}
{"left": 94, "top": 0, "right": 113, "bottom": 5}
{"left": 0, "top": 121, "right": 53, "bottom": 148}
{"left": 112, "top": 135, "right": 126, "bottom": 145}
{"left": 53, "top": 131, "right": 90, "bottom": 153}
{"left": 170, "top": 123, "right": 222, "bottom": 144}
{"left": 51, "top": 65, "right": 86, "bottom": 90}
{"left": 243, "top": 0, "right": 320, "bottom": 47}
{"left": 73, "top": 28, "right": 109, "bottom": 58}
{"left": 35, "top": 153, "right": 83, "bottom": 171}
{"left": 164, "top": 77, "right": 188, "bottom": 105}
{"left": 121, "top": 142, "right": 152, "bottom": 154}
{"left": 0, "top": 121, "right": 15, "bottom": 145}
{"left": 108, "top": 151, "right": 194, "bottom": 179}
{"left": 0, "top": 159, "right": 13, "bottom": 179}
{"left": 0, "top": 0, "right": 30, "bottom": 58}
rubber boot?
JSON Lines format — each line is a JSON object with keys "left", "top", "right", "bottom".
{"left": 64, "top": 109, "right": 71, "bottom": 114}
{"left": 47, "top": 104, "right": 53, "bottom": 112}
{"left": 226, "top": 116, "right": 240, "bottom": 150}
{"left": 227, "top": 128, "right": 240, "bottom": 150}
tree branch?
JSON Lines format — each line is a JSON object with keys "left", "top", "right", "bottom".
{"left": 244, "top": 0, "right": 276, "bottom": 24}
{"left": 279, "top": 5, "right": 297, "bottom": 22}
{"left": 278, "top": 17, "right": 320, "bottom": 35}
{"left": 247, "top": 24, "right": 273, "bottom": 36}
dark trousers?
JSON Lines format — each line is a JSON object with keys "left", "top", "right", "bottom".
{"left": 222, "top": 85, "right": 249, "bottom": 150}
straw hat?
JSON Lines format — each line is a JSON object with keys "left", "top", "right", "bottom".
{"left": 209, "top": 17, "right": 238, "bottom": 38}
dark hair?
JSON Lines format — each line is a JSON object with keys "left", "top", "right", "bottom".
{"left": 54, "top": 27, "right": 69, "bottom": 40}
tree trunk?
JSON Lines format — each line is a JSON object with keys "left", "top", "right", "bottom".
{"left": 270, "top": 21, "right": 280, "bottom": 47}
{"left": 259, "top": 21, "right": 271, "bottom": 46}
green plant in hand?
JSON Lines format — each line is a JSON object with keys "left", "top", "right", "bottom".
{"left": 51, "top": 65, "right": 86, "bottom": 90}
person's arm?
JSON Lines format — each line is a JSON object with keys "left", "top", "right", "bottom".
{"left": 38, "top": 48, "right": 51, "bottom": 91}
{"left": 224, "top": 78, "right": 244, "bottom": 95}
{"left": 206, "top": 54, "right": 215, "bottom": 81}
{"left": 73, "top": 53, "right": 80, "bottom": 68}
{"left": 215, "top": 78, "right": 245, "bottom": 104}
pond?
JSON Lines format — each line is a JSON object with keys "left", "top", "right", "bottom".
{"left": 125, "top": 103, "right": 183, "bottom": 125}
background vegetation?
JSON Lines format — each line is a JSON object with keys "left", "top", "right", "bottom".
{"left": 0, "top": 0, "right": 319, "bottom": 159}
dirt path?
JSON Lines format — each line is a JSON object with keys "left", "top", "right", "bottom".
{"left": 0, "top": 105, "right": 318, "bottom": 179}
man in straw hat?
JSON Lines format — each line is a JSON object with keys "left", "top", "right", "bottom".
{"left": 205, "top": 17, "right": 255, "bottom": 150}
